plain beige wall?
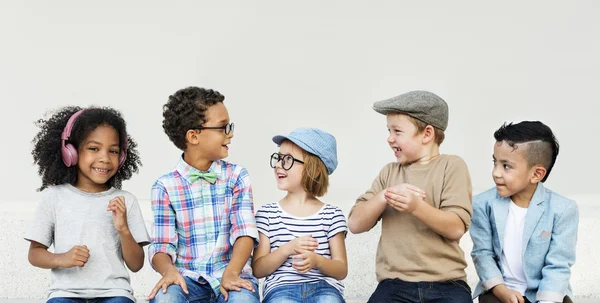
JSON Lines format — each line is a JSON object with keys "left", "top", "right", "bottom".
{"left": 1, "top": 0, "right": 599, "bottom": 210}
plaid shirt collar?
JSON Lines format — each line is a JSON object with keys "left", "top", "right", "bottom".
{"left": 175, "top": 155, "right": 226, "bottom": 184}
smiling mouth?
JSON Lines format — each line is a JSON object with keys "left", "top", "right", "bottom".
{"left": 276, "top": 172, "right": 287, "bottom": 179}
{"left": 93, "top": 168, "right": 111, "bottom": 175}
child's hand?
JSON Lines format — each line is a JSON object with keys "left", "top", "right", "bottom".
{"left": 58, "top": 245, "right": 89, "bottom": 268}
{"left": 384, "top": 184, "right": 426, "bottom": 213}
{"left": 107, "top": 196, "right": 129, "bottom": 233}
{"left": 292, "top": 248, "right": 322, "bottom": 273}
{"left": 287, "top": 235, "right": 318, "bottom": 255}
{"left": 219, "top": 270, "right": 255, "bottom": 302}
{"left": 492, "top": 284, "right": 525, "bottom": 303}
{"left": 146, "top": 267, "right": 189, "bottom": 300}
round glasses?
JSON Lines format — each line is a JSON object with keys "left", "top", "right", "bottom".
{"left": 191, "top": 122, "right": 234, "bottom": 135}
{"left": 270, "top": 153, "right": 304, "bottom": 170}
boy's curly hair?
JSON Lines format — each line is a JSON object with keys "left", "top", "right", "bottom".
{"left": 162, "top": 86, "right": 225, "bottom": 150}
{"left": 32, "top": 106, "right": 142, "bottom": 191}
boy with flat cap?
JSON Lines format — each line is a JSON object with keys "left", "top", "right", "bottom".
{"left": 348, "top": 90, "right": 473, "bottom": 303}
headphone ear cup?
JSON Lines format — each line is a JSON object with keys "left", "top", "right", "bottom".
{"left": 118, "top": 151, "right": 126, "bottom": 168}
{"left": 62, "top": 143, "right": 78, "bottom": 167}
{"left": 118, "top": 136, "right": 128, "bottom": 169}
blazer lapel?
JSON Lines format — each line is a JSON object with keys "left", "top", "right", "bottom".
{"left": 522, "top": 183, "right": 547, "bottom": 251}
{"left": 493, "top": 194, "right": 510, "bottom": 253}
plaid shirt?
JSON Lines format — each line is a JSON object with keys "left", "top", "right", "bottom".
{"left": 148, "top": 157, "right": 259, "bottom": 294}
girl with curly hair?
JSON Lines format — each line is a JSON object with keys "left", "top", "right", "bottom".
{"left": 25, "top": 106, "right": 150, "bottom": 303}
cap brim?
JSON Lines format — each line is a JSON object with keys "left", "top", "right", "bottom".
{"left": 372, "top": 106, "right": 404, "bottom": 115}
{"left": 272, "top": 135, "right": 288, "bottom": 146}
{"left": 372, "top": 98, "right": 409, "bottom": 115}
{"left": 272, "top": 134, "right": 316, "bottom": 157}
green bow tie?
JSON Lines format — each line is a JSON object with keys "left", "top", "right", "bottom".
{"left": 189, "top": 171, "right": 218, "bottom": 184}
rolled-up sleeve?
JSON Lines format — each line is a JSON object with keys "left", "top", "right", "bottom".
{"left": 148, "top": 183, "right": 178, "bottom": 268}
{"left": 229, "top": 168, "right": 259, "bottom": 246}
{"left": 440, "top": 157, "right": 473, "bottom": 230}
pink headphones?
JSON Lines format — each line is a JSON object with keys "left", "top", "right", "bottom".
{"left": 61, "top": 109, "right": 128, "bottom": 168}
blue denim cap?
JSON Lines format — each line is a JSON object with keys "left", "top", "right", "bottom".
{"left": 272, "top": 128, "right": 338, "bottom": 175}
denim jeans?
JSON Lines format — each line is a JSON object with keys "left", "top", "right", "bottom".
{"left": 367, "top": 278, "right": 472, "bottom": 303}
{"left": 478, "top": 292, "right": 574, "bottom": 303}
{"left": 47, "top": 297, "right": 133, "bottom": 303}
{"left": 149, "top": 276, "right": 259, "bottom": 303}
{"left": 262, "top": 280, "right": 345, "bottom": 303}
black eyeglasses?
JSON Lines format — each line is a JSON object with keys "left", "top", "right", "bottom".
{"left": 270, "top": 153, "right": 304, "bottom": 170}
{"left": 191, "top": 122, "right": 234, "bottom": 135}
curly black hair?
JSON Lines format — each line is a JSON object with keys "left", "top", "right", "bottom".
{"left": 494, "top": 121, "right": 559, "bottom": 183}
{"left": 32, "top": 106, "right": 142, "bottom": 191}
{"left": 163, "top": 86, "right": 225, "bottom": 150}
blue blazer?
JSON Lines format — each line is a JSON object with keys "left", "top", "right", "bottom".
{"left": 470, "top": 183, "right": 578, "bottom": 302}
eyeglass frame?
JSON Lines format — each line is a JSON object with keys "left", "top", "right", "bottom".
{"left": 270, "top": 152, "right": 304, "bottom": 170}
{"left": 190, "top": 122, "right": 234, "bottom": 135}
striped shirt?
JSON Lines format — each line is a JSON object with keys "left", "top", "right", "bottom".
{"left": 255, "top": 202, "right": 347, "bottom": 297}
{"left": 148, "top": 157, "right": 259, "bottom": 295}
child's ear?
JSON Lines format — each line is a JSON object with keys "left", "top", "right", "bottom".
{"left": 421, "top": 125, "right": 435, "bottom": 144}
{"left": 186, "top": 129, "right": 201, "bottom": 145}
{"left": 530, "top": 165, "right": 547, "bottom": 184}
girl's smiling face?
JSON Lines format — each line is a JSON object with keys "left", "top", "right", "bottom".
{"left": 273, "top": 141, "right": 305, "bottom": 193}
{"left": 75, "top": 124, "right": 121, "bottom": 192}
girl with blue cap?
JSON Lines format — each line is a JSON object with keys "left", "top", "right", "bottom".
{"left": 252, "top": 128, "right": 348, "bottom": 303}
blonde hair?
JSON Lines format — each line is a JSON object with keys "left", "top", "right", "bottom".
{"left": 406, "top": 115, "right": 445, "bottom": 145}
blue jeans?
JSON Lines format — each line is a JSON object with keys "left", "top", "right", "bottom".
{"left": 263, "top": 280, "right": 345, "bottom": 303}
{"left": 149, "top": 276, "right": 259, "bottom": 303}
{"left": 367, "top": 279, "right": 472, "bottom": 303}
{"left": 47, "top": 298, "right": 133, "bottom": 303}
{"left": 479, "top": 292, "right": 574, "bottom": 303}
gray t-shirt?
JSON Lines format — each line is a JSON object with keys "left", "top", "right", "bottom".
{"left": 25, "top": 184, "right": 150, "bottom": 300}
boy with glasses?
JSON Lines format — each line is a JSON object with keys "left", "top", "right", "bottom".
{"left": 147, "top": 86, "right": 260, "bottom": 303}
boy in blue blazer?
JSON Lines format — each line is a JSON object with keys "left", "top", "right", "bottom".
{"left": 470, "top": 121, "right": 577, "bottom": 303}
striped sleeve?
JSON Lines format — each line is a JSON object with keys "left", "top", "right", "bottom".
{"left": 255, "top": 205, "right": 270, "bottom": 237}
{"left": 327, "top": 206, "right": 347, "bottom": 240}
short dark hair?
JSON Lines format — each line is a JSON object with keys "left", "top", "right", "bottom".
{"left": 494, "top": 121, "right": 559, "bottom": 182}
{"left": 162, "top": 86, "right": 225, "bottom": 150}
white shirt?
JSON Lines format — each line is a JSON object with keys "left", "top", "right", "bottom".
{"left": 502, "top": 201, "right": 529, "bottom": 295}
{"left": 501, "top": 201, "right": 556, "bottom": 303}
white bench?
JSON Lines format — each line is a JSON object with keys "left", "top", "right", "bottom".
{"left": 1, "top": 195, "right": 597, "bottom": 301}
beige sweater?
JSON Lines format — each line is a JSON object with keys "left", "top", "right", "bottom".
{"left": 351, "top": 154, "right": 473, "bottom": 282}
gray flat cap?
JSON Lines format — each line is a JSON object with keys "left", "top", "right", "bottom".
{"left": 372, "top": 90, "right": 449, "bottom": 131}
